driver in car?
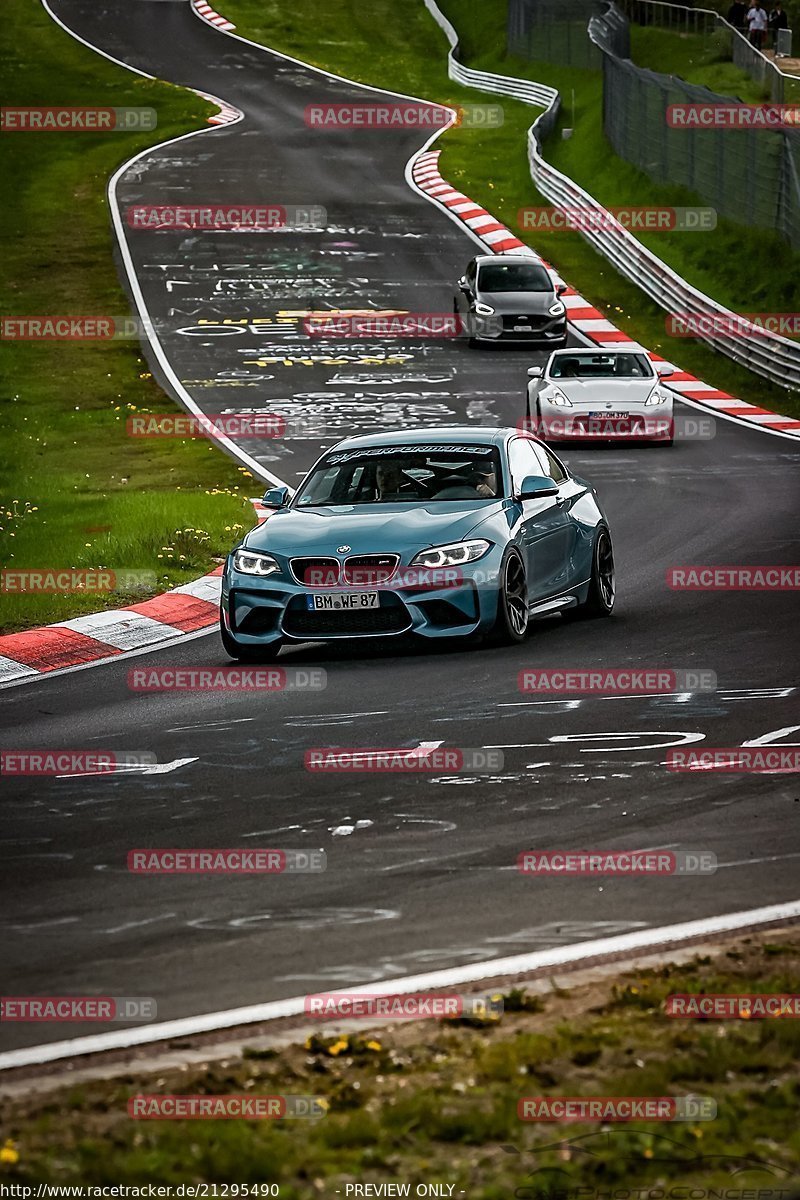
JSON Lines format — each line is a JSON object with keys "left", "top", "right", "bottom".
{"left": 376, "top": 462, "right": 416, "bottom": 501}
{"left": 474, "top": 466, "right": 498, "bottom": 498}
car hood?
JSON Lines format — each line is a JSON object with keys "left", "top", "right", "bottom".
{"left": 479, "top": 290, "right": 554, "bottom": 314}
{"left": 243, "top": 502, "right": 505, "bottom": 555}
{"left": 548, "top": 378, "right": 659, "bottom": 405}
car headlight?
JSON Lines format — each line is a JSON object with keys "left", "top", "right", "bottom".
{"left": 473, "top": 302, "right": 495, "bottom": 315}
{"left": 548, "top": 301, "right": 565, "bottom": 316}
{"left": 545, "top": 387, "right": 573, "bottom": 408}
{"left": 232, "top": 548, "right": 281, "bottom": 577}
{"left": 644, "top": 387, "right": 669, "bottom": 406}
{"left": 411, "top": 539, "right": 491, "bottom": 568}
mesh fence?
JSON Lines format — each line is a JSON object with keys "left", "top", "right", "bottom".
{"left": 508, "top": 0, "right": 800, "bottom": 250}
{"left": 507, "top": 0, "right": 605, "bottom": 67}
{"left": 617, "top": 0, "right": 787, "bottom": 101}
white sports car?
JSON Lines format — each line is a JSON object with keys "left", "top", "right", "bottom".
{"left": 526, "top": 347, "right": 675, "bottom": 445}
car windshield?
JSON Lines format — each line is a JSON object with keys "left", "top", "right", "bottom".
{"left": 549, "top": 352, "right": 654, "bottom": 379}
{"left": 477, "top": 262, "right": 552, "bottom": 293}
{"left": 293, "top": 445, "right": 503, "bottom": 506}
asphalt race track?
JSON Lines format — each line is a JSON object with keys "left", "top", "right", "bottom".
{"left": 1, "top": 0, "right": 799, "bottom": 1055}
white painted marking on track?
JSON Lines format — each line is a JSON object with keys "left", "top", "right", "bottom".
{"left": 742, "top": 725, "right": 800, "bottom": 746}
{"left": 57, "top": 758, "right": 198, "bottom": 778}
{"left": 166, "top": 718, "right": 256, "bottom": 733}
{"left": 716, "top": 852, "right": 800, "bottom": 870}
{"left": 102, "top": 912, "right": 177, "bottom": 935}
{"left": 4, "top": 917, "right": 79, "bottom": 932}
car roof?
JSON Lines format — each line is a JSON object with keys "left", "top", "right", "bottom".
{"left": 546, "top": 344, "right": 648, "bottom": 357}
{"left": 472, "top": 253, "right": 541, "bottom": 265}
{"left": 328, "top": 426, "right": 520, "bottom": 452}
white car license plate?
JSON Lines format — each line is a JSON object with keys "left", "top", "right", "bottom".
{"left": 306, "top": 592, "right": 379, "bottom": 611}
{"left": 513, "top": 323, "right": 530, "bottom": 331}
{"left": 588, "top": 411, "right": 627, "bottom": 418}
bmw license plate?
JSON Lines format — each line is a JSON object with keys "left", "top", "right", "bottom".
{"left": 306, "top": 592, "right": 379, "bottom": 611}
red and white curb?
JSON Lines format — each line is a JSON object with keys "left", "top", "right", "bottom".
{"left": 412, "top": 150, "right": 800, "bottom": 439}
{"left": 0, "top": 569, "right": 223, "bottom": 686}
{"left": 191, "top": 0, "right": 235, "bottom": 33}
{"left": 197, "top": 91, "right": 242, "bottom": 127}
{"left": 0, "top": 502, "right": 271, "bottom": 686}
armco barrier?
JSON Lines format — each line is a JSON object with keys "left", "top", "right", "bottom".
{"left": 423, "top": 0, "right": 800, "bottom": 392}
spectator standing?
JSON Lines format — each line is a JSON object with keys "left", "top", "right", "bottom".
{"left": 727, "top": 1, "right": 748, "bottom": 30}
{"left": 745, "top": 0, "right": 769, "bottom": 48}
{"left": 768, "top": 2, "right": 789, "bottom": 50}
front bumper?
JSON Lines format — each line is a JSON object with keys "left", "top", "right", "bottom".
{"left": 474, "top": 313, "right": 567, "bottom": 343}
{"left": 221, "top": 555, "right": 505, "bottom": 647}
{"left": 538, "top": 404, "right": 674, "bottom": 442}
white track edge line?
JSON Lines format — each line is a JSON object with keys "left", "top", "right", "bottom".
{"left": 2, "top": 900, "right": 799, "bottom": 1071}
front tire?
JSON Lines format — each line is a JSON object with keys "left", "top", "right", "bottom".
{"left": 220, "top": 616, "right": 283, "bottom": 661}
{"left": 491, "top": 550, "right": 529, "bottom": 644}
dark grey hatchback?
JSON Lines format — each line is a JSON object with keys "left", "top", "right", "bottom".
{"left": 454, "top": 254, "right": 568, "bottom": 347}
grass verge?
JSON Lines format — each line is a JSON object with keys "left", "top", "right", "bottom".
{"left": 220, "top": 0, "right": 800, "bottom": 421}
{"left": 0, "top": 0, "right": 256, "bottom": 633}
{"left": 1, "top": 930, "right": 798, "bottom": 1190}
{"left": 630, "top": 26, "right": 800, "bottom": 104}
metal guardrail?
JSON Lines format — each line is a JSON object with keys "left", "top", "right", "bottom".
{"left": 422, "top": 0, "right": 800, "bottom": 391}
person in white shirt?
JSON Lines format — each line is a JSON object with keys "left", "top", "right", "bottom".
{"left": 745, "top": 0, "right": 768, "bottom": 49}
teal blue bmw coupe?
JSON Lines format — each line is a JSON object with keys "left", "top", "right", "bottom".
{"left": 220, "top": 427, "right": 614, "bottom": 660}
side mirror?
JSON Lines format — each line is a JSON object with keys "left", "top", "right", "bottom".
{"left": 458, "top": 275, "right": 469, "bottom": 289}
{"left": 518, "top": 474, "right": 558, "bottom": 500}
{"left": 556, "top": 283, "right": 567, "bottom": 296}
{"left": 655, "top": 362, "right": 675, "bottom": 378}
{"left": 261, "top": 486, "right": 290, "bottom": 509}
{"left": 527, "top": 366, "right": 542, "bottom": 377}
